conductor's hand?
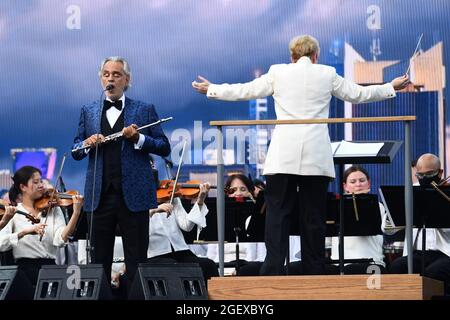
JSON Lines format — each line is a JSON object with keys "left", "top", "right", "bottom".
{"left": 192, "top": 76, "right": 211, "bottom": 94}
{"left": 84, "top": 134, "right": 105, "bottom": 148}
{"left": 391, "top": 75, "right": 409, "bottom": 91}
{"left": 122, "top": 124, "right": 139, "bottom": 143}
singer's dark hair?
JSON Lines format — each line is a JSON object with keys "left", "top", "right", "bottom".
{"left": 9, "top": 166, "right": 41, "bottom": 204}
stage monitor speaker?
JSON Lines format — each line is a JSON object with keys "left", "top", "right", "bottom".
{"left": 34, "top": 264, "right": 112, "bottom": 300}
{"left": 0, "top": 266, "right": 34, "bottom": 300}
{"left": 129, "top": 262, "right": 207, "bottom": 300}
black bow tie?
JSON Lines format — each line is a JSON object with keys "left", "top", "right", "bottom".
{"left": 104, "top": 100, "right": 123, "bottom": 111}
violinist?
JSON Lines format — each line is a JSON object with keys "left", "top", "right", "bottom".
{"left": 387, "top": 153, "right": 450, "bottom": 293}
{"left": 107, "top": 174, "right": 219, "bottom": 292}
{"left": 206, "top": 174, "right": 266, "bottom": 275}
{"left": 147, "top": 180, "right": 219, "bottom": 282}
{"left": 0, "top": 166, "right": 83, "bottom": 286}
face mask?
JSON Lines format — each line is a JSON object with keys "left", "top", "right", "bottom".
{"left": 418, "top": 174, "right": 441, "bottom": 187}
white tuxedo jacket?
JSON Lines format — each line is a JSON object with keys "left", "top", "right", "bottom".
{"left": 207, "top": 56, "right": 396, "bottom": 178}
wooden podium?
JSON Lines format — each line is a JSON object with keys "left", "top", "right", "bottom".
{"left": 208, "top": 274, "right": 443, "bottom": 300}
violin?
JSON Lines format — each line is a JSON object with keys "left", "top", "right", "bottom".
{"left": 0, "top": 199, "right": 40, "bottom": 224}
{"left": 156, "top": 180, "right": 240, "bottom": 203}
{"left": 34, "top": 188, "right": 81, "bottom": 212}
{"left": 157, "top": 180, "right": 217, "bottom": 203}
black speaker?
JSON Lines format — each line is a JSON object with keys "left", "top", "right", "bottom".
{"left": 129, "top": 263, "right": 208, "bottom": 300}
{"left": 34, "top": 264, "right": 113, "bottom": 300}
{"left": 0, "top": 266, "right": 35, "bottom": 300}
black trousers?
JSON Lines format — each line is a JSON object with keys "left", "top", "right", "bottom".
{"left": 16, "top": 258, "right": 56, "bottom": 287}
{"left": 260, "top": 174, "right": 330, "bottom": 275}
{"left": 88, "top": 188, "right": 149, "bottom": 296}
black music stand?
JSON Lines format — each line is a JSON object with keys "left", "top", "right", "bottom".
{"left": 290, "top": 194, "right": 382, "bottom": 265}
{"left": 379, "top": 185, "right": 450, "bottom": 274}
{"left": 333, "top": 140, "right": 402, "bottom": 274}
{"left": 181, "top": 197, "right": 254, "bottom": 243}
{"left": 181, "top": 197, "right": 255, "bottom": 274}
{"left": 326, "top": 194, "right": 382, "bottom": 264}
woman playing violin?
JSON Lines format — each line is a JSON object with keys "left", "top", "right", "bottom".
{"left": 108, "top": 181, "right": 219, "bottom": 292}
{"left": 206, "top": 174, "right": 267, "bottom": 275}
{"left": 0, "top": 166, "right": 83, "bottom": 287}
{"left": 225, "top": 173, "right": 256, "bottom": 202}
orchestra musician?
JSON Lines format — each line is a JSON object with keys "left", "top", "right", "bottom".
{"left": 387, "top": 153, "right": 450, "bottom": 292}
{"left": 328, "top": 165, "right": 387, "bottom": 274}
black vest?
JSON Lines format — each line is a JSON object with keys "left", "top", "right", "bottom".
{"left": 101, "top": 108, "right": 124, "bottom": 193}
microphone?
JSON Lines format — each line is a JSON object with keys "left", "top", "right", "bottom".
{"left": 87, "top": 83, "right": 113, "bottom": 264}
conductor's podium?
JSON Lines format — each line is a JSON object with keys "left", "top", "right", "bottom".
{"left": 208, "top": 274, "right": 443, "bottom": 300}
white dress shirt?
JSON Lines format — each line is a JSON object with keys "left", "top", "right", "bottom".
{"left": 148, "top": 198, "right": 208, "bottom": 258}
{"left": 104, "top": 94, "right": 145, "bottom": 149}
{"left": 0, "top": 203, "right": 67, "bottom": 260}
{"left": 401, "top": 228, "right": 450, "bottom": 258}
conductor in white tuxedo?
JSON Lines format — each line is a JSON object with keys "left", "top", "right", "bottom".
{"left": 192, "top": 35, "right": 409, "bottom": 275}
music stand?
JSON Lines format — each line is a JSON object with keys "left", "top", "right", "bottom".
{"left": 327, "top": 194, "right": 382, "bottom": 236}
{"left": 244, "top": 191, "right": 266, "bottom": 242}
{"left": 379, "top": 185, "right": 450, "bottom": 274}
{"left": 333, "top": 140, "right": 402, "bottom": 274}
{"left": 290, "top": 194, "right": 381, "bottom": 264}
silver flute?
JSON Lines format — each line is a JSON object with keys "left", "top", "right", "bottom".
{"left": 72, "top": 117, "right": 173, "bottom": 152}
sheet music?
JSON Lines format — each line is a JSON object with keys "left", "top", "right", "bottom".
{"left": 333, "top": 140, "right": 384, "bottom": 157}
{"left": 378, "top": 187, "right": 405, "bottom": 232}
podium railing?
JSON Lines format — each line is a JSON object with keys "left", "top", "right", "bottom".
{"left": 210, "top": 116, "right": 416, "bottom": 276}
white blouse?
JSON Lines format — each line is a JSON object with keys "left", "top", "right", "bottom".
{"left": 402, "top": 228, "right": 450, "bottom": 258}
{"left": 0, "top": 203, "right": 67, "bottom": 260}
{"left": 148, "top": 198, "right": 209, "bottom": 258}
{"left": 331, "top": 202, "right": 386, "bottom": 267}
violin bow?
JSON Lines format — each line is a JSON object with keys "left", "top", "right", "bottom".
{"left": 39, "top": 153, "right": 67, "bottom": 241}
{"left": 169, "top": 140, "right": 187, "bottom": 205}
